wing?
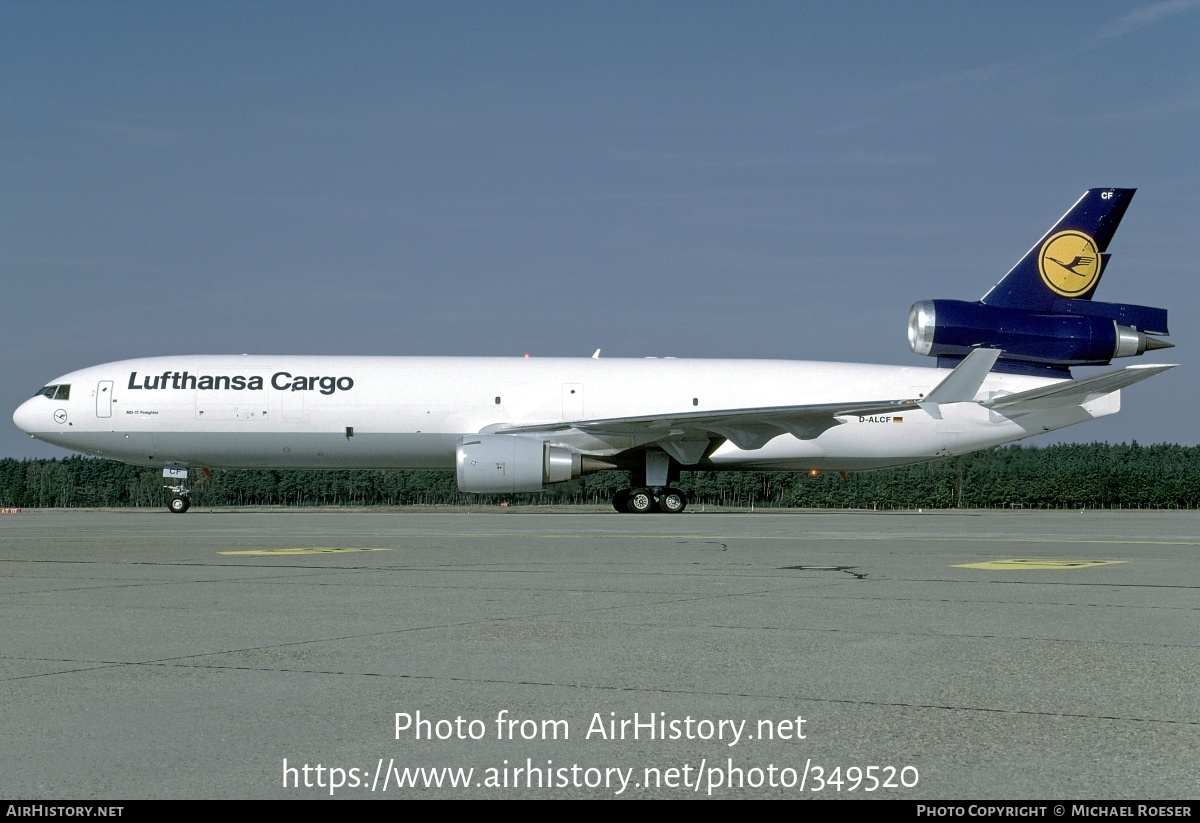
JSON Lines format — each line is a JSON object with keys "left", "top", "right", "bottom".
{"left": 488, "top": 349, "right": 1003, "bottom": 463}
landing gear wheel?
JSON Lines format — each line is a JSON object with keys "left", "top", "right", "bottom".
{"left": 168, "top": 495, "right": 191, "bottom": 514}
{"left": 627, "top": 489, "right": 656, "bottom": 514}
{"left": 612, "top": 489, "right": 631, "bottom": 513}
{"left": 657, "top": 488, "right": 687, "bottom": 514}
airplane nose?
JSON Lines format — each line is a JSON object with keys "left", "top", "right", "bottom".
{"left": 13, "top": 398, "right": 40, "bottom": 435}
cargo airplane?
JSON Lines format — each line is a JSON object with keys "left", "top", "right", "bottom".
{"left": 12, "top": 188, "right": 1174, "bottom": 513}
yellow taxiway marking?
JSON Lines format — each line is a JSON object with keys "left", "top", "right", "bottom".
{"left": 954, "top": 559, "right": 1128, "bottom": 570}
{"left": 218, "top": 547, "right": 394, "bottom": 556}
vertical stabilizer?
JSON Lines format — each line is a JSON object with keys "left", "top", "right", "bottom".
{"left": 981, "top": 188, "right": 1134, "bottom": 310}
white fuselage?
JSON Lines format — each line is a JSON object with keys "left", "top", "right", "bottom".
{"left": 12, "top": 354, "right": 1114, "bottom": 473}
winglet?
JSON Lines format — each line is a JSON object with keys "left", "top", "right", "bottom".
{"left": 920, "top": 347, "right": 1002, "bottom": 418}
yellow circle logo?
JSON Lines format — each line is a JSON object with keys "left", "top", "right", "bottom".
{"left": 1038, "top": 230, "right": 1101, "bottom": 297}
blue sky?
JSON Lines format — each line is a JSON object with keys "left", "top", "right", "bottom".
{"left": 3, "top": 0, "right": 1197, "bottom": 460}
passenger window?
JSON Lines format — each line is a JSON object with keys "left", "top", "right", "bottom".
{"left": 54, "top": 385, "right": 71, "bottom": 400}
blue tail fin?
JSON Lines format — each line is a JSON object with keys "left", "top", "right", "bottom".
{"left": 981, "top": 188, "right": 1134, "bottom": 310}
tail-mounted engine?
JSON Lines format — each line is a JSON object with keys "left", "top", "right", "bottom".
{"left": 908, "top": 299, "right": 1171, "bottom": 372}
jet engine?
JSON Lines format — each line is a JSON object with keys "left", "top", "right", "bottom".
{"left": 456, "top": 435, "right": 610, "bottom": 493}
{"left": 908, "top": 300, "right": 1171, "bottom": 371}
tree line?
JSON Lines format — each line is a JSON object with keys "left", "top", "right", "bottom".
{"left": 1, "top": 443, "right": 1197, "bottom": 510}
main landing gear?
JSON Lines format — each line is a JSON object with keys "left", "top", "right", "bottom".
{"left": 611, "top": 487, "right": 688, "bottom": 514}
{"left": 612, "top": 449, "right": 689, "bottom": 513}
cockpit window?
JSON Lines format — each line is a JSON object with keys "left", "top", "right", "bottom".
{"left": 34, "top": 384, "right": 70, "bottom": 400}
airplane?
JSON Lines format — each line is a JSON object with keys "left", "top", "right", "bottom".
{"left": 12, "top": 188, "right": 1175, "bottom": 514}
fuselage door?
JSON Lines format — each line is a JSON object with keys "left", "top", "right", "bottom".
{"left": 96, "top": 380, "right": 113, "bottom": 418}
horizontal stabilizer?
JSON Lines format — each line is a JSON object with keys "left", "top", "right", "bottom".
{"left": 983, "top": 364, "right": 1176, "bottom": 412}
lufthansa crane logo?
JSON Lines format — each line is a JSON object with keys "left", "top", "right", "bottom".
{"left": 1038, "top": 230, "right": 1101, "bottom": 297}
